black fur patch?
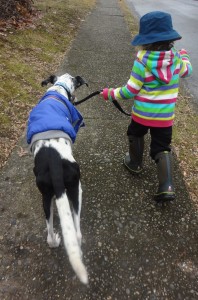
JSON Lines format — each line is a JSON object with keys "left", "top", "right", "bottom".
{"left": 34, "top": 146, "right": 80, "bottom": 219}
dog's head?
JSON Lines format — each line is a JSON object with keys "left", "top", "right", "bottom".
{"left": 41, "top": 73, "right": 88, "bottom": 102}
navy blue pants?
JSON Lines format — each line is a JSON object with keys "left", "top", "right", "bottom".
{"left": 127, "top": 119, "right": 172, "bottom": 160}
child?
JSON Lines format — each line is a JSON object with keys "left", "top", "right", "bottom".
{"left": 100, "top": 11, "right": 192, "bottom": 202}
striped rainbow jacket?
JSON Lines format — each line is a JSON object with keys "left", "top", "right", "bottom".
{"left": 102, "top": 48, "right": 192, "bottom": 127}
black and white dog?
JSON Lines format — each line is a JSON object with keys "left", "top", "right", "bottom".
{"left": 27, "top": 73, "right": 88, "bottom": 284}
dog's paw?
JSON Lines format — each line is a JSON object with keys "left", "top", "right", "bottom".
{"left": 47, "top": 232, "right": 61, "bottom": 248}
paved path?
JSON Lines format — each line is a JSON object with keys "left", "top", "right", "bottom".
{"left": 126, "top": 0, "right": 198, "bottom": 110}
{"left": 0, "top": 0, "right": 198, "bottom": 299}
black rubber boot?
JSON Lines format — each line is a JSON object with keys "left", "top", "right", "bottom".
{"left": 123, "top": 135, "right": 144, "bottom": 174}
{"left": 154, "top": 151, "right": 175, "bottom": 202}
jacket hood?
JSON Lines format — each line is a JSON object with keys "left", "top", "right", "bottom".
{"left": 137, "top": 48, "right": 179, "bottom": 83}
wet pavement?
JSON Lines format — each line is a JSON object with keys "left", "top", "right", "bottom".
{"left": 0, "top": 0, "right": 198, "bottom": 299}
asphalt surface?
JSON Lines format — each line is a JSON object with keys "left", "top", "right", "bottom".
{"left": 0, "top": 0, "right": 198, "bottom": 299}
{"left": 126, "top": 0, "right": 198, "bottom": 111}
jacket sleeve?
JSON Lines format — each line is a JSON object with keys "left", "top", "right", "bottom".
{"left": 102, "top": 59, "right": 145, "bottom": 101}
{"left": 179, "top": 49, "right": 192, "bottom": 78}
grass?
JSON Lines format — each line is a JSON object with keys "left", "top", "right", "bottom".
{"left": 119, "top": 0, "right": 198, "bottom": 206}
{"left": 0, "top": 0, "right": 95, "bottom": 168}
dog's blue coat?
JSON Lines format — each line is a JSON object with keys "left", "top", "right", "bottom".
{"left": 27, "top": 91, "right": 84, "bottom": 144}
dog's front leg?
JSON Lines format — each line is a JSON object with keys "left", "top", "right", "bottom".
{"left": 43, "top": 195, "right": 61, "bottom": 248}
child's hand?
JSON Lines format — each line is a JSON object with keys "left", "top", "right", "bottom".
{"left": 101, "top": 88, "right": 109, "bottom": 101}
{"left": 179, "top": 49, "right": 188, "bottom": 55}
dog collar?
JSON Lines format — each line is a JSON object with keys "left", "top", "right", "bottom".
{"left": 55, "top": 83, "right": 73, "bottom": 101}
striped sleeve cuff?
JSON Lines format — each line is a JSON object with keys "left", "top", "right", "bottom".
{"left": 102, "top": 88, "right": 114, "bottom": 101}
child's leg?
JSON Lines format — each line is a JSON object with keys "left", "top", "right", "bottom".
{"left": 150, "top": 127, "right": 175, "bottom": 202}
{"left": 124, "top": 120, "right": 148, "bottom": 174}
{"left": 150, "top": 126, "right": 172, "bottom": 159}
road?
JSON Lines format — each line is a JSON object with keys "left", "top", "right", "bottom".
{"left": 126, "top": 0, "right": 198, "bottom": 110}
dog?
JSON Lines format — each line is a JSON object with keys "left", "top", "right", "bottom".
{"left": 27, "top": 73, "right": 88, "bottom": 284}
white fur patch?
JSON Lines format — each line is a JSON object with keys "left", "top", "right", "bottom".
{"left": 50, "top": 138, "right": 75, "bottom": 162}
{"left": 33, "top": 138, "right": 75, "bottom": 163}
{"left": 33, "top": 140, "right": 47, "bottom": 157}
{"left": 47, "top": 231, "right": 61, "bottom": 248}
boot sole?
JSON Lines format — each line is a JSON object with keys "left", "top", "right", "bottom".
{"left": 123, "top": 158, "right": 142, "bottom": 174}
{"left": 154, "top": 193, "right": 175, "bottom": 203}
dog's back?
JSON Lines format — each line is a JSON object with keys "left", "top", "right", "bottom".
{"left": 33, "top": 139, "right": 88, "bottom": 284}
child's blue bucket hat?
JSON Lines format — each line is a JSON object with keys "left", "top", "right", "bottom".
{"left": 131, "top": 11, "right": 182, "bottom": 46}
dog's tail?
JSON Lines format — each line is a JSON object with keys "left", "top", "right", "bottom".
{"left": 49, "top": 150, "right": 88, "bottom": 285}
{"left": 55, "top": 194, "right": 88, "bottom": 285}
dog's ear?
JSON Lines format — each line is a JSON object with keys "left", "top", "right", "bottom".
{"left": 41, "top": 75, "right": 57, "bottom": 87}
{"left": 75, "top": 76, "right": 88, "bottom": 88}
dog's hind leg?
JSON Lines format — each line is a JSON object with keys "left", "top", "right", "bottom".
{"left": 67, "top": 181, "right": 82, "bottom": 246}
{"left": 42, "top": 192, "right": 61, "bottom": 248}
{"left": 74, "top": 181, "right": 82, "bottom": 247}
